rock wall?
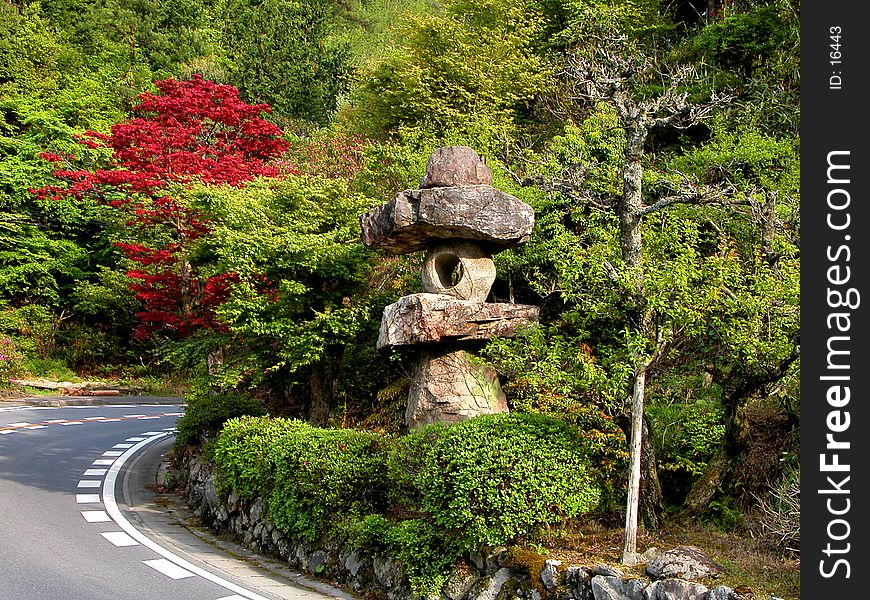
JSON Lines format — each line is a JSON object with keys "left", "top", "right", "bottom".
{"left": 183, "top": 457, "right": 783, "bottom": 600}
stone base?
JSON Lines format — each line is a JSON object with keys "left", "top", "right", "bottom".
{"left": 406, "top": 348, "right": 508, "bottom": 428}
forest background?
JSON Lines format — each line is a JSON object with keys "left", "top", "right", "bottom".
{"left": 0, "top": 0, "right": 800, "bottom": 597}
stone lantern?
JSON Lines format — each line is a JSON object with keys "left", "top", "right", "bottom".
{"left": 360, "top": 147, "right": 539, "bottom": 428}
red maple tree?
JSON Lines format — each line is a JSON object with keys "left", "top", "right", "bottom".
{"left": 35, "top": 75, "right": 290, "bottom": 339}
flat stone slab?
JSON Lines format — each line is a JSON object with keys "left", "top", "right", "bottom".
{"left": 360, "top": 186, "right": 534, "bottom": 255}
{"left": 377, "top": 293, "right": 539, "bottom": 349}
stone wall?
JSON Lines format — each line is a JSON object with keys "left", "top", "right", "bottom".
{"left": 182, "top": 457, "right": 783, "bottom": 600}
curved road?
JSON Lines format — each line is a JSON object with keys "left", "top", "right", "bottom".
{"left": 0, "top": 401, "right": 346, "bottom": 600}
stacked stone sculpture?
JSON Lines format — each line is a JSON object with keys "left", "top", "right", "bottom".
{"left": 360, "top": 146, "right": 539, "bottom": 428}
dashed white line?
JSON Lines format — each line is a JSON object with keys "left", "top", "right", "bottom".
{"left": 84, "top": 468, "right": 108, "bottom": 476}
{"left": 77, "top": 480, "right": 102, "bottom": 488}
{"left": 123, "top": 414, "right": 146, "bottom": 418}
{"left": 100, "top": 531, "right": 139, "bottom": 547}
{"left": 92, "top": 459, "right": 115, "bottom": 466}
{"left": 103, "top": 434, "right": 271, "bottom": 600}
{"left": 143, "top": 558, "right": 195, "bottom": 580}
{"left": 113, "top": 443, "right": 134, "bottom": 449}
{"left": 75, "top": 494, "right": 101, "bottom": 503}
{"left": 102, "top": 451, "right": 124, "bottom": 457}
{"left": 125, "top": 437, "right": 147, "bottom": 442}
{"left": 81, "top": 510, "right": 112, "bottom": 523}
{"left": 0, "top": 430, "right": 14, "bottom": 435}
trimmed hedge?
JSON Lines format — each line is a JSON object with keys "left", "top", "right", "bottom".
{"left": 395, "top": 413, "right": 601, "bottom": 548}
{"left": 208, "top": 412, "right": 601, "bottom": 595}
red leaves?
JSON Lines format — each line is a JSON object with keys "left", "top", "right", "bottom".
{"left": 35, "top": 75, "right": 291, "bottom": 340}
{"left": 107, "top": 74, "right": 288, "bottom": 187}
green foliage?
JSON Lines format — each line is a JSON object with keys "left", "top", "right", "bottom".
{"left": 220, "top": 0, "right": 352, "bottom": 125}
{"left": 267, "top": 424, "right": 387, "bottom": 541}
{"left": 21, "top": 356, "right": 78, "bottom": 381}
{"left": 691, "top": 5, "right": 789, "bottom": 77}
{"left": 175, "top": 391, "right": 267, "bottom": 447}
{"left": 210, "top": 415, "right": 307, "bottom": 498}
{"left": 349, "top": 0, "right": 547, "bottom": 139}
{"left": 184, "top": 175, "right": 386, "bottom": 400}
{"left": 417, "top": 413, "right": 600, "bottom": 547}
{"left": 650, "top": 400, "right": 724, "bottom": 476}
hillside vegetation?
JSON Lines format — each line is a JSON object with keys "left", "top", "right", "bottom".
{"left": 1, "top": 0, "right": 799, "bottom": 596}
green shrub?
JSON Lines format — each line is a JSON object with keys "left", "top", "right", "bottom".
{"left": 418, "top": 413, "right": 601, "bottom": 547}
{"left": 266, "top": 425, "right": 388, "bottom": 542}
{"left": 174, "top": 392, "right": 267, "bottom": 448}
{"left": 384, "top": 423, "right": 444, "bottom": 508}
{"left": 211, "top": 416, "right": 309, "bottom": 499}
{"left": 22, "top": 357, "right": 79, "bottom": 381}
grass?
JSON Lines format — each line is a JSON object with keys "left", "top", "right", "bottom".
{"left": 526, "top": 517, "right": 799, "bottom": 599}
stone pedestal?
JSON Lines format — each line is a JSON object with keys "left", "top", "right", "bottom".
{"left": 406, "top": 349, "right": 508, "bottom": 428}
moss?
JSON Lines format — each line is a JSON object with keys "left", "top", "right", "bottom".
{"left": 504, "top": 547, "right": 549, "bottom": 596}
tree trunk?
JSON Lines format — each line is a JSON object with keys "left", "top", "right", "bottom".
{"left": 622, "top": 367, "right": 645, "bottom": 561}
{"left": 639, "top": 413, "right": 664, "bottom": 530}
{"left": 308, "top": 352, "right": 342, "bottom": 426}
{"left": 682, "top": 394, "right": 750, "bottom": 516}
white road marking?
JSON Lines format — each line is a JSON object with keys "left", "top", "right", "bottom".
{"left": 140, "top": 431, "right": 164, "bottom": 435}
{"left": 99, "top": 418, "right": 122, "bottom": 422}
{"left": 101, "top": 531, "right": 140, "bottom": 547}
{"left": 25, "top": 425, "right": 48, "bottom": 429}
{"left": 84, "top": 468, "right": 108, "bottom": 476}
{"left": 103, "top": 433, "right": 271, "bottom": 600}
{"left": 83, "top": 416, "right": 106, "bottom": 421}
{"left": 217, "top": 596, "right": 249, "bottom": 600}
{"left": 137, "top": 416, "right": 161, "bottom": 420}
{"left": 102, "top": 450, "right": 124, "bottom": 457}
{"left": 61, "top": 421, "right": 84, "bottom": 425}
{"left": 125, "top": 437, "right": 146, "bottom": 442}
{"left": 8, "top": 422, "right": 29, "bottom": 427}
{"left": 112, "top": 443, "right": 134, "bottom": 449}
{"left": 143, "top": 558, "right": 195, "bottom": 579}
{"left": 45, "top": 419, "right": 67, "bottom": 423}
{"left": 123, "top": 414, "right": 146, "bottom": 418}
{"left": 92, "top": 459, "right": 115, "bottom": 466}
{"left": 77, "top": 480, "right": 102, "bottom": 488}
{"left": 81, "top": 510, "right": 112, "bottom": 523}
{"left": 76, "top": 494, "right": 101, "bottom": 503}
{"left": 0, "top": 430, "right": 14, "bottom": 435}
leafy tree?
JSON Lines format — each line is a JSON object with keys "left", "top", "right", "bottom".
{"left": 34, "top": 75, "right": 289, "bottom": 340}
{"left": 499, "top": 19, "right": 798, "bottom": 556}
{"left": 347, "top": 0, "right": 547, "bottom": 140}
{"left": 186, "top": 175, "right": 385, "bottom": 423}
{"left": 219, "top": 0, "right": 352, "bottom": 125}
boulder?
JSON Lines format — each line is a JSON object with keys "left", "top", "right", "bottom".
{"left": 643, "top": 579, "right": 709, "bottom": 600}
{"left": 646, "top": 546, "right": 725, "bottom": 581}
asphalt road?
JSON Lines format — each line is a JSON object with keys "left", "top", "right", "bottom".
{"left": 0, "top": 400, "right": 349, "bottom": 600}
